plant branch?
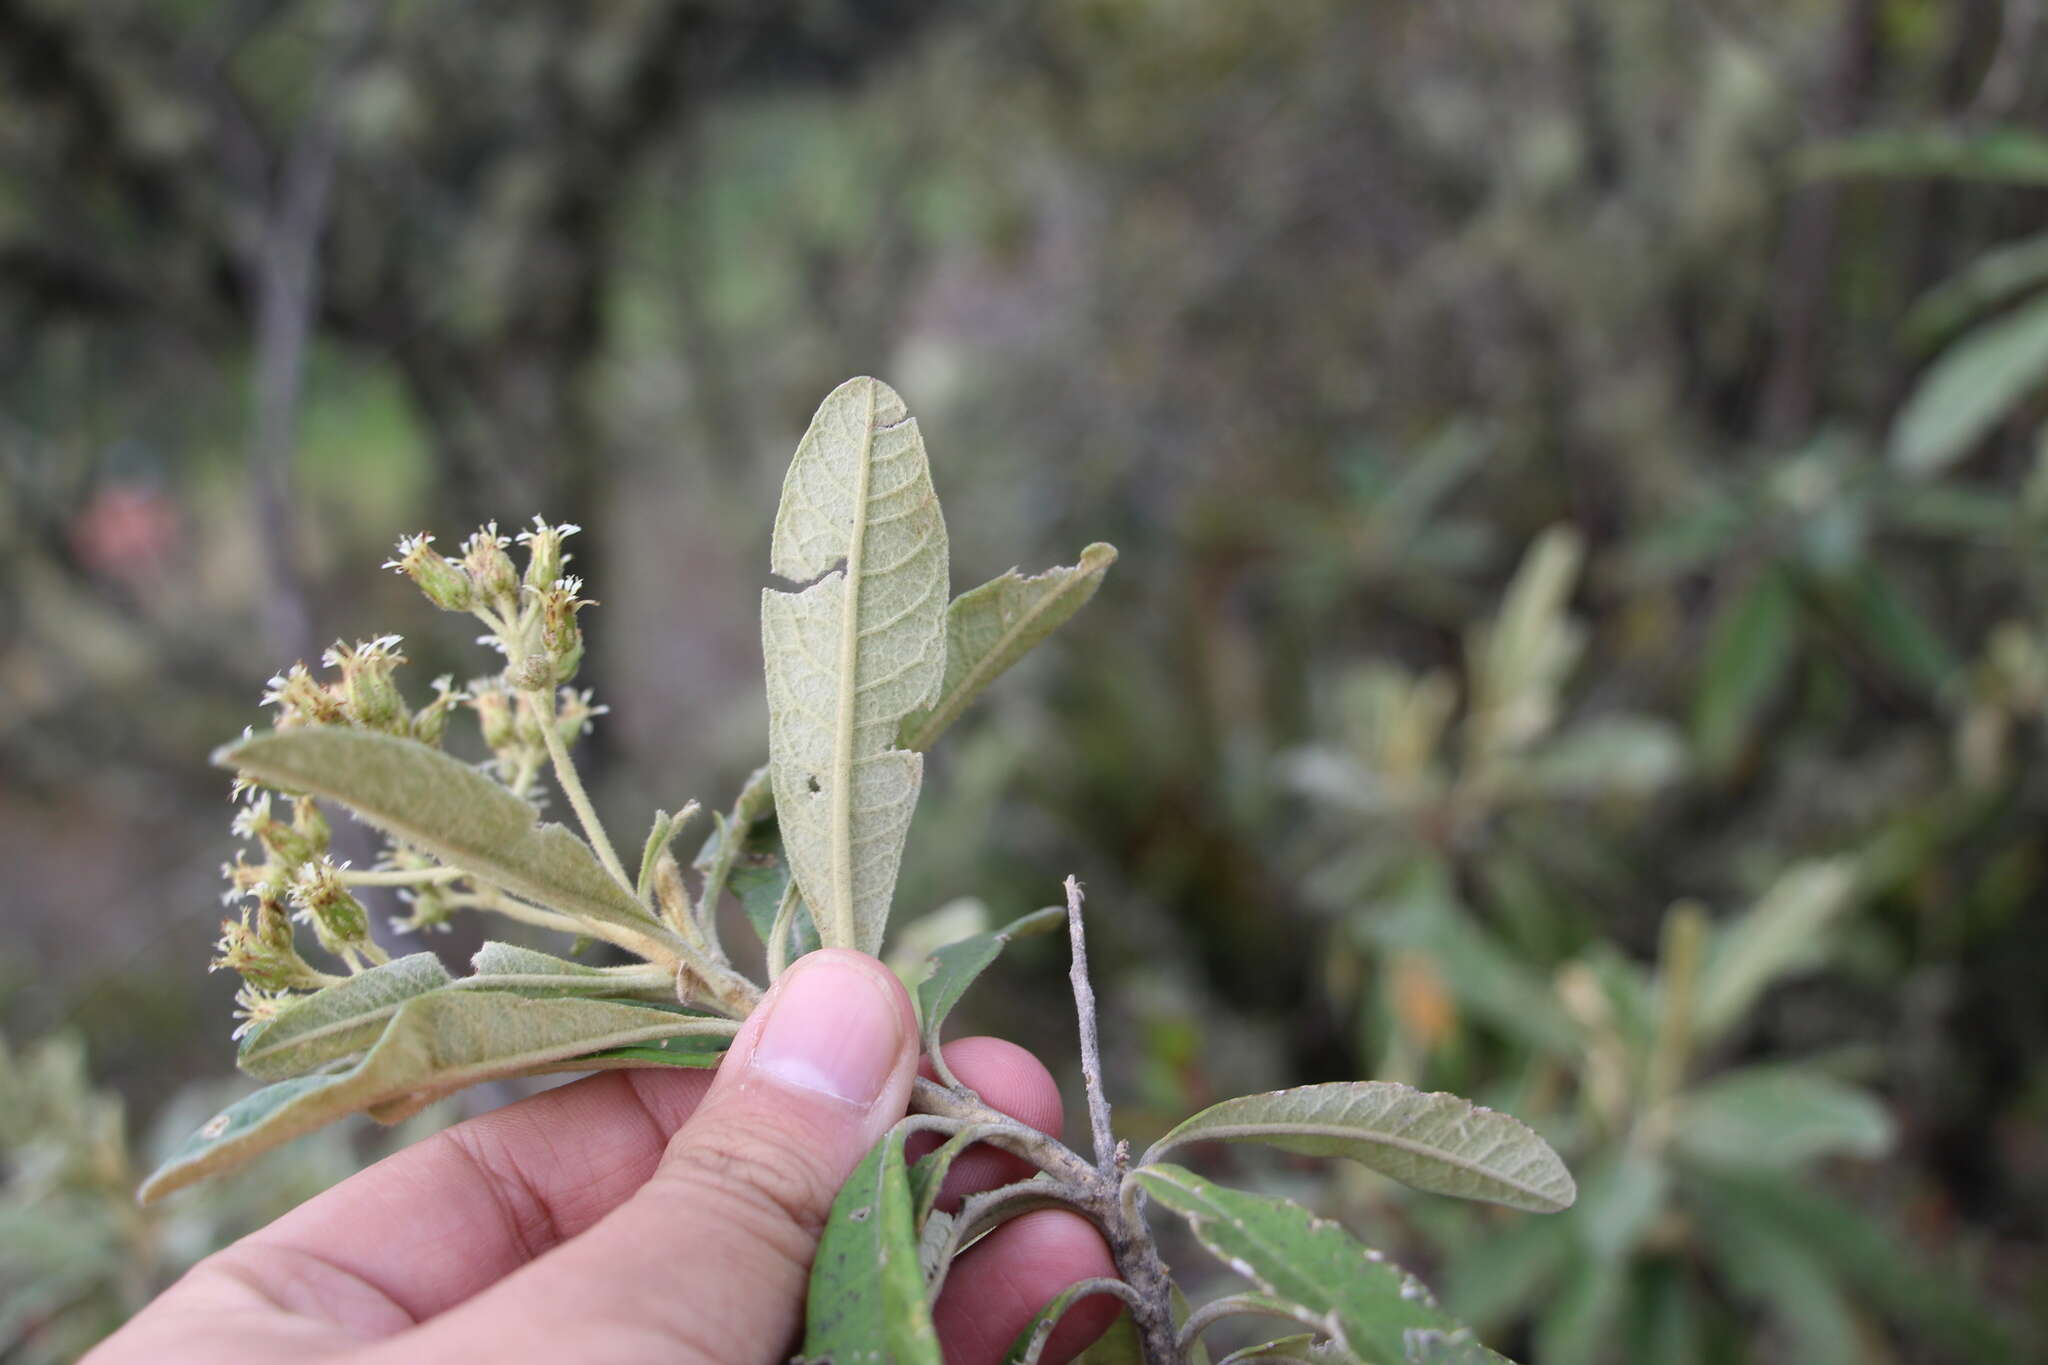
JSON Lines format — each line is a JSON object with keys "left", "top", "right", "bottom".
{"left": 1065, "top": 875, "right": 1116, "bottom": 1172}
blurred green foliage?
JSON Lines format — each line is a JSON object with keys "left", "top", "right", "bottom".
{"left": 5, "top": 0, "right": 2048, "bottom": 1358}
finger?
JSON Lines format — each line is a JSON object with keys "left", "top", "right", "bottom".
{"left": 190, "top": 1060, "right": 719, "bottom": 1331}
{"left": 384, "top": 949, "right": 919, "bottom": 1365}
{"left": 912, "top": 1035, "right": 1065, "bottom": 1212}
{"left": 932, "top": 1208, "right": 1121, "bottom": 1365}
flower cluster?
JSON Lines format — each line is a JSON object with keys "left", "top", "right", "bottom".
{"left": 211, "top": 516, "right": 605, "bottom": 1032}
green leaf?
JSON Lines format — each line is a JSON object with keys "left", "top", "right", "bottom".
{"left": 763, "top": 376, "right": 951, "bottom": 955}
{"left": 1365, "top": 894, "right": 1581, "bottom": 1060}
{"left": 1904, "top": 230, "right": 2048, "bottom": 347}
{"left": 1403, "top": 1333, "right": 1512, "bottom": 1364}
{"left": 140, "top": 992, "right": 737, "bottom": 1202}
{"left": 1697, "top": 1193, "right": 1861, "bottom": 1365}
{"left": 1144, "top": 1082, "right": 1576, "bottom": 1214}
{"left": 217, "top": 728, "right": 677, "bottom": 948}
{"left": 236, "top": 952, "right": 451, "bottom": 1081}
{"left": 898, "top": 543, "right": 1118, "bottom": 752}
{"left": 1892, "top": 290, "right": 2048, "bottom": 477}
{"left": 800, "top": 1122, "right": 941, "bottom": 1365}
{"left": 1837, "top": 566, "right": 1958, "bottom": 695}
{"left": 1691, "top": 570, "right": 1797, "bottom": 773}
{"left": 636, "top": 809, "right": 678, "bottom": 903}
{"left": 1694, "top": 858, "right": 1857, "bottom": 1044}
{"left": 1801, "top": 126, "right": 2048, "bottom": 186}
{"left": 1133, "top": 1163, "right": 1505, "bottom": 1364}
{"left": 577, "top": 1033, "right": 733, "bottom": 1069}
{"left": 1692, "top": 1169, "right": 2019, "bottom": 1359}
{"left": 1214, "top": 1335, "right": 1337, "bottom": 1364}
{"left": 1513, "top": 716, "right": 1686, "bottom": 799}
{"left": 1672, "top": 1066, "right": 1892, "bottom": 1169}
{"left": 720, "top": 819, "right": 821, "bottom": 961}
{"left": 914, "top": 906, "right": 1065, "bottom": 1053}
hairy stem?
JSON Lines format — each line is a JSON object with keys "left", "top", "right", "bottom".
{"left": 903, "top": 877, "right": 1184, "bottom": 1362}
{"left": 1065, "top": 876, "right": 1116, "bottom": 1171}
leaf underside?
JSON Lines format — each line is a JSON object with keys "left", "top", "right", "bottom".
{"left": 217, "top": 728, "right": 670, "bottom": 945}
{"left": 236, "top": 952, "right": 453, "bottom": 1081}
{"left": 142, "top": 992, "right": 734, "bottom": 1202}
{"left": 1146, "top": 1082, "right": 1576, "bottom": 1214}
{"left": 763, "top": 376, "right": 950, "bottom": 955}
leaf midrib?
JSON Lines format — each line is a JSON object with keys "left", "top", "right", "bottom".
{"left": 1149, "top": 1119, "right": 1559, "bottom": 1204}
{"left": 826, "top": 381, "right": 876, "bottom": 949}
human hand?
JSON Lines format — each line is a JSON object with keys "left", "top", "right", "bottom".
{"left": 85, "top": 950, "right": 1119, "bottom": 1364}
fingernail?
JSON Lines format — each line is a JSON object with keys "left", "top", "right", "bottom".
{"left": 748, "top": 952, "right": 904, "bottom": 1106}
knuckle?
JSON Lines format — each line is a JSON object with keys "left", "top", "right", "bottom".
{"left": 658, "top": 1120, "right": 839, "bottom": 1254}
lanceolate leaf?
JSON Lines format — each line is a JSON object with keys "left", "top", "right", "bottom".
{"left": 217, "top": 728, "right": 679, "bottom": 949}
{"left": 1133, "top": 1164, "right": 1508, "bottom": 1364}
{"left": 141, "top": 992, "right": 737, "bottom": 1202}
{"left": 1143, "top": 1082, "right": 1576, "bottom": 1214}
{"left": 1893, "top": 290, "right": 2048, "bottom": 477}
{"left": 762, "top": 376, "right": 950, "bottom": 955}
{"left": 914, "top": 906, "right": 1065, "bottom": 1052}
{"left": 801, "top": 1122, "right": 941, "bottom": 1365}
{"left": 1694, "top": 858, "right": 1857, "bottom": 1044}
{"left": 236, "top": 952, "right": 451, "bottom": 1081}
{"left": 1672, "top": 1066, "right": 1893, "bottom": 1169}
{"left": 898, "top": 543, "right": 1119, "bottom": 752}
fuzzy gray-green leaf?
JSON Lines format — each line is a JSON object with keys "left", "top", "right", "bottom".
{"left": 914, "top": 906, "right": 1064, "bottom": 1054}
{"left": 1133, "top": 1163, "right": 1508, "bottom": 1364}
{"left": 1143, "top": 1082, "right": 1575, "bottom": 1214}
{"left": 801, "top": 1122, "right": 941, "bottom": 1364}
{"left": 763, "top": 377, "right": 950, "bottom": 955}
{"left": 462, "top": 942, "right": 673, "bottom": 999}
{"left": 898, "top": 543, "right": 1117, "bottom": 752}
{"left": 141, "top": 992, "right": 737, "bottom": 1202}
{"left": 236, "top": 952, "right": 452, "bottom": 1081}
{"left": 217, "top": 728, "right": 677, "bottom": 948}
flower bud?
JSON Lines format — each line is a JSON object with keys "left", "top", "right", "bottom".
{"left": 262, "top": 663, "right": 347, "bottom": 729}
{"left": 288, "top": 857, "right": 372, "bottom": 953}
{"left": 461, "top": 522, "right": 519, "bottom": 608}
{"left": 230, "top": 985, "right": 295, "bottom": 1041}
{"left": 211, "top": 892, "right": 323, "bottom": 991}
{"left": 384, "top": 533, "right": 474, "bottom": 612}
{"left": 553, "top": 686, "right": 610, "bottom": 745}
{"left": 392, "top": 885, "right": 455, "bottom": 934}
{"left": 467, "top": 680, "right": 518, "bottom": 750}
{"left": 411, "top": 674, "right": 466, "bottom": 746}
{"left": 323, "top": 636, "right": 410, "bottom": 733}
{"left": 232, "top": 794, "right": 317, "bottom": 869}
{"left": 518, "top": 517, "right": 580, "bottom": 593}
{"left": 291, "top": 796, "right": 330, "bottom": 858}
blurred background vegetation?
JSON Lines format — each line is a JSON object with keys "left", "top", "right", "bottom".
{"left": 4, "top": 0, "right": 2047, "bottom": 1360}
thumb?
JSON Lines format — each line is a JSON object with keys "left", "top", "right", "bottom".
{"left": 402, "top": 949, "right": 919, "bottom": 1365}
